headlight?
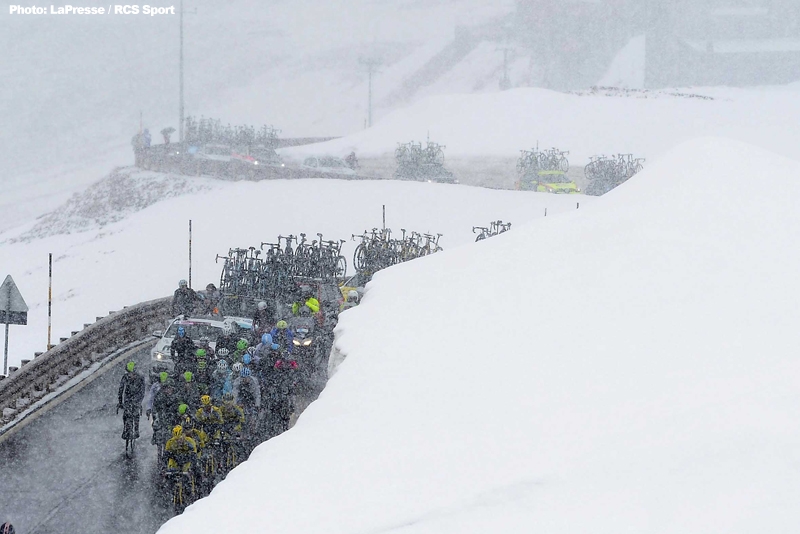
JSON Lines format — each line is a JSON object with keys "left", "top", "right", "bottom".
{"left": 293, "top": 339, "right": 301, "bottom": 346}
{"left": 156, "top": 352, "right": 163, "bottom": 360}
{"left": 303, "top": 339, "right": 312, "bottom": 346}
{"left": 254, "top": 161, "right": 259, "bottom": 165}
{"left": 281, "top": 163, "right": 285, "bottom": 167}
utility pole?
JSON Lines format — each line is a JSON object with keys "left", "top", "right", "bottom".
{"left": 178, "top": 0, "right": 196, "bottom": 142}
{"left": 359, "top": 57, "right": 381, "bottom": 128}
{"left": 179, "top": 0, "right": 184, "bottom": 142}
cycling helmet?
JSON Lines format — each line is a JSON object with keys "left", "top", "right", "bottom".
{"left": 348, "top": 290, "right": 359, "bottom": 302}
{"left": 261, "top": 333, "right": 271, "bottom": 346}
{"left": 159, "top": 371, "right": 169, "bottom": 383}
{"left": 216, "top": 360, "right": 228, "bottom": 370}
{"left": 126, "top": 361, "right": 135, "bottom": 372}
{"left": 276, "top": 320, "right": 288, "bottom": 329}
{"left": 241, "top": 367, "right": 251, "bottom": 378}
{"left": 257, "top": 301, "right": 268, "bottom": 311}
{"left": 0, "top": 523, "right": 15, "bottom": 534}
{"left": 206, "top": 283, "right": 217, "bottom": 291}
{"left": 179, "top": 279, "right": 187, "bottom": 288}
{"left": 172, "top": 425, "right": 183, "bottom": 438}
{"left": 196, "top": 348, "right": 207, "bottom": 357}
{"left": 200, "top": 395, "right": 211, "bottom": 405}
{"left": 242, "top": 353, "right": 252, "bottom": 365}
{"left": 177, "top": 326, "right": 186, "bottom": 338}
{"left": 183, "top": 371, "right": 193, "bottom": 382}
{"left": 222, "top": 392, "right": 234, "bottom": 402}
{"left": 236, "top": 339, "right": 248, "bottom": 351}
{"left": 217, "top": 347, "right": 230, "bottom": 357}
{"left": 232, "top": 362, "right": 243, "bottom": 373}
{"left": 178, "top": 403, "right": 188, "bottom": 415}
{"left": 221, "top": 323, "right": 233, "bottom": 336}
{"left": 247, "top": 346, "right": 257, "bottom": 356}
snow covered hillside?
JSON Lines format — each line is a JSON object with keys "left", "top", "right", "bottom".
{"left": 282, "top": 85, "right": 800, "bottom": 168}
{"left": 0, "top": 171, "right": 583, "bottom": 368}
{"left": 159, "top": 137, "right": 800, "bottom": 533}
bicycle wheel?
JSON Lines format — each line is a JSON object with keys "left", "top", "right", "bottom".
{"left": 353, "top": 244, "right": 367, "bottom": 272}
{"left": 335, "top": 256, "right": 347, "bottom": 278}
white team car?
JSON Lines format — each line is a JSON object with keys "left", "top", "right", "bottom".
{"left": 302, "top": 156, "right": 356, "bottom": 176}
{"left": 150, "top": 316, "right": 252, "bottom": 372}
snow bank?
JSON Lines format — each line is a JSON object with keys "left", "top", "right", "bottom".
{"left": 281, "top": 85, "right": 800, "bottom": 166}
{"left": 0, "top": 175, "right": 582, "bottom": 367}
{"left": 159, "top": 137, "right": 800, "bottom": 533}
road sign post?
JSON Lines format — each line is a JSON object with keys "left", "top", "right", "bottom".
{"left": 0, "top": 275, "right": 29, "bottom": 376}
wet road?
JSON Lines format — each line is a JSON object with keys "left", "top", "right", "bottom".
{"left": 0, "top": 346, "right": 174, "bottom": 534}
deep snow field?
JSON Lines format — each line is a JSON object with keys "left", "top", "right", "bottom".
{"left": 156, "top": 137, "right": 800, "bottom": 533}
{"left": 0, "top": 172, "right": 583, "bottom": 368}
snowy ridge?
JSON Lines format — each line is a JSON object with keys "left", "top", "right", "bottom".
{"left": 159, "top": 137, "right": 800, "bottom": 533}
{"left": 7, "top": 169, "right": 219, "bottom": 243}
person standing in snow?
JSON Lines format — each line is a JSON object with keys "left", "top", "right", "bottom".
{"left": 172, "top": 279, "right": 199, "bottom": 317}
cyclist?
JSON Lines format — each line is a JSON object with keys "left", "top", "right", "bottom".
{"left": 195, "top": 395, "right": 223, "bottom": 438}
{"left": 219, "top": 391, "right": 245, "bottom": 436}
{"left": 233, "top": 357, "right": 261, "bottom": 435}
{"left": 210, "top": 359, "right": 233, "bottom": 401}
{"left": 268, "top": 352, "right": 299, "bottom": 436}
{"left": 164, "top": 425, "right": 198, "bottom": 473}
{"left": 178, "top": 371, "right": 200, "bottom": 411}
{"left": 232, "top": 338, "right": 249, "bottom": 364}
{"left": 152, "top": 375, "right": 180, "bottom": 449}
{"left": 218, "top": 392, "right": 246, "bottom": 470}
{"left": 193, "top": 396, "right": 221, "bottom": 495}
{"left": 291, "top": 285, "right": 320, "bottom": 316}
{"left": 145, "top": 370, "right": 170, "bottom": 420}
{"left": 195, "top": 348, "right": 210, "bottom": 388}
{"left": 170, "top": 325, "right": 196, "bottom": 376}
{"left": 252, "top": 300, "right": 277, "bottom": 341}
{"left": 215, "top": 321, "right": 239, "bottom": 356}
{"left": 117, "top": 361, "right": 145, "bottom": 440}
{"left": 269, "top": 320, "right": 294, "bottom": 355}
{"left": 178, "top": 403, "right": 208, "bottom": 449}
{"left": 171, "top": 279, "right": 198, "bottom": 317}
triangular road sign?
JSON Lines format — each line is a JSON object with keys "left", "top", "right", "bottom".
{"left": 0, "top": 276, "right": 28, "bottom": 325}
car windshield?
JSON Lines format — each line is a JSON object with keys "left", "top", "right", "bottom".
{"left": 165, "top": 322, "right": 223, "bottom": 341}
{"left": 320, "top": 157, "right": 345, "bottom": 168}
{"left": 539, "top": 172, "right": 570, "bottom": 184}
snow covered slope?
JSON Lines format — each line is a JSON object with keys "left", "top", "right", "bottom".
{"left": 282, "top": 85, "right": 800, "bottom": 165}
{"left": 0, "top": 172, "right": 582, "bottom": 367}
{"left": 159, "top": 137, "right": 800, "bottom": 533}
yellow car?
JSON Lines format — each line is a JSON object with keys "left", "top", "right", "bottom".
{"left": 517, "top": 170, "right": 581, "bottom": 194}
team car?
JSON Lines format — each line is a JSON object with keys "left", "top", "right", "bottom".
{"left": 150, "top": 316, "right": 252, "bottom": 371}
{"left": 517, "top": 170, "right": 581, "bottom": 194}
